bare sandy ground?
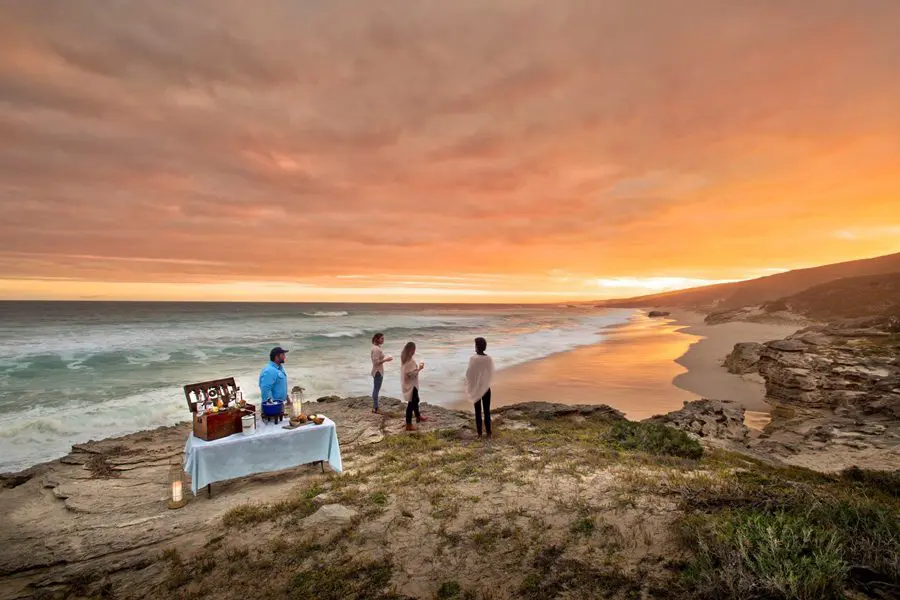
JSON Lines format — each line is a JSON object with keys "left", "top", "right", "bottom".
{"left": 488, "top": 309, "right": 801, "bottom": 425}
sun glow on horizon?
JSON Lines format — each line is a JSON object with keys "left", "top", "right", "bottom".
{"left": 0, "top": 271, "right": 760, "bottom": 303}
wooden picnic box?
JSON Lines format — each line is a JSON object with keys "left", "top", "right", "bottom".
{"left": 184, "top": 377, "right": 255, "bottom": 441}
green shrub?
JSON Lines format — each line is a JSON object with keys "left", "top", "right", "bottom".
{"left": 608, "top": 421, "right": 703, "bottom": 459}
{"left": 681, "top": 509, "right": 847, "bottom": 600}
{"left": 840, "top": 466, "right": 900, "bottom": 498}
{"left": 675, "top": 467, "right": 900, "bottom": 599}
{"left": 436, "top": 581, "right": 462, "bottom": 599}
{"left": 569, "top": 516, "right": 595, "bottom": 535}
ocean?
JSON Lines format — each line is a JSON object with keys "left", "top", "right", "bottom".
{"left": 0, "top": 302, "right": 635, "bottom": 473}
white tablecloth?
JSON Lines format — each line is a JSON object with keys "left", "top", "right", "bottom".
{"left": 182, "top": 417, "right": 343, "bottom": 495}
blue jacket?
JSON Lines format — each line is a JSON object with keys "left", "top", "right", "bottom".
{"left": 259, "top": 361, "right": 288, "bottom": 403}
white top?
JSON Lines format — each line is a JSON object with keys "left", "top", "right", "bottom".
{"left": 371, "top": 345, "right": 385, "bottom": 377}
{"left": 400, "top": 355, "right": 422, "bottom": 402}
{"left": 465, "top": 354, "right": 494, "bottom": 402}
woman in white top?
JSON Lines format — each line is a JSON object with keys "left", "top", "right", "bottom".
{"left": 400, "top": 341, "right": 429, "bottom": 431}
{"left": 370, "top": 332, "right": 392, "bottom": 414}
{"left": 466, "top": 337, "right": 494, "bottom": 438}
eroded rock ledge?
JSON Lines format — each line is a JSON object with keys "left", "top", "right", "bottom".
{"left": 645, "top": 399, "right": 749, "bottom": 443}
{"left": 722, "top": 318, "right": 900, "bottom": 471}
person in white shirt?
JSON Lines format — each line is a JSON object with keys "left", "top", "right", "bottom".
{"left": 370, "top": 332, "right": 392, "bottom": 414}
{"left": 466, "top": 337, "right": 494, "bottom": 438}
{"left": 400, "top": 341, "right": 429, "bottom": 431}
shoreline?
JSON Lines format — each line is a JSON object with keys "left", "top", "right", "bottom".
{"left": 665, "top": 309, "right": 802, "bottom": 429}
{"left": 486, "top": 308, "right": 801, "bottom": 423}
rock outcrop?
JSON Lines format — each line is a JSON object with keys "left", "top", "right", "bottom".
{"left": 304, "top": 503, "right": 358, "bottom": 527}
{"left": 724, "top": 342, "right": 763, "bottom": 374}
{"left": 647, "top": 310, "right": 671, "bottom": 318}
{"left": 494, "top": 402, "right": 625, "bottom": 421}
{"left": 751, "top": 321, "right": 900, "bottom": 471}
{"left": 757, "top": 324, "right": 899, "bottom": 411}
{"left": 647, "top": 399, "right": 749, "bottom": 443}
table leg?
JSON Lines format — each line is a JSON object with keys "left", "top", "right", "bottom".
{"left": 320, "top": 460, "right": 325, "bottom": 473}
{"left": 207, "top": 484, "right": 212, "bottom": 498}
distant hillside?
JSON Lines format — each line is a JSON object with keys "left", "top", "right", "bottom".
{"left": 596, "top": 252, "right": 900, "bottom": 311}
{"left": 770, "top": 272, "right": 900, "bottom": 321}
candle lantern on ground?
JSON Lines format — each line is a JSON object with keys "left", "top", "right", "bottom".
{"left": 168, "top": 462, "right": 187, "bottom": 509}
{"left": 289, "top": 386, "right": 305, "bottom": 420}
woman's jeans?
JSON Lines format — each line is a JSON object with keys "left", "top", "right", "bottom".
{"left": 475, "top": 388, "right": 492, "bottom": 436}
{"left": 405, "top": 387, "right": 422, "bottom": 425}
{"left": 372, "top": 372, "right": 383, "bottom": 410}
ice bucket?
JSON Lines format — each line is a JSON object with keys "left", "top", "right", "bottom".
{"left": 241, "top": 413, "right": 255, "bottom": 435}
{"left": 261, "top": 401, "right": 284, "bottom": 417}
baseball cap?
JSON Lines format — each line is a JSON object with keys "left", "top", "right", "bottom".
{"left": 269, "top": 346, "right": 289, "bottom": 361}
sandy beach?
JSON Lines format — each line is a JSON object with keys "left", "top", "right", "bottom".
{"left": 667, "top": 310, "right": 804, "bottom": 428}
{"left": 487, "top": 309, "right": 802, "bottom": 424}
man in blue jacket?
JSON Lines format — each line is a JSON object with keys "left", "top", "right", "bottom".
{"left": 259, "top": 346, "right": 289, "bottom": 404}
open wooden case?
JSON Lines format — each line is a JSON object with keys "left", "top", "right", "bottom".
{"left": 184, "top": 377, "right": 255, "bottom": 441}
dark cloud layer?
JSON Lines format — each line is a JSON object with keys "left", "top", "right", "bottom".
{"left": 1, "top": 1, "right": 899, "bottom": 298}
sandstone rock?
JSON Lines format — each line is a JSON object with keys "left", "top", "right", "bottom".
{"left": 748, "top": 323, "right": 900, "bottom": 470}
{"left": 647, "top": 310, "right": 670, "bottom": 318}
{"left": 646, "top": 399, "right": 749, "bottom": 443}
{"left": 790, "top": 331, "right": 831, "bottom": 346}
{"left": 766, "top": 339, "right": 807, "bottom": 352}
{"left": 303, "top": 504, "right": 358, "bottom": 526}
{"left": 828, "top": 328, "right": 891, "bottom": 338}
{"left": 724, "top": 342, "right": 763, "bottom": 374}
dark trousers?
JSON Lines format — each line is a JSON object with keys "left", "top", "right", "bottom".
{"left": 475, "top": 388, "right": 492, "bottom": 436}
{"left": 405, "top": 387, "right": 421, "bottom": 425}
{"left": 372, "top": 372, "right": 383, "bottom": 410}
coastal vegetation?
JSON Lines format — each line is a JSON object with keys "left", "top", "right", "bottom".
{"left": 154, "top": 412, "right": 899, "bottom": 600}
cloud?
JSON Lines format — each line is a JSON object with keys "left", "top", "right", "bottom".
{"left": 0, "top": 1, "right": 899, "bottom": 299}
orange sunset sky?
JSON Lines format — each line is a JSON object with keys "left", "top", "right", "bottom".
{"left": 1, "top": 1, "right": 899, "bottom": 302}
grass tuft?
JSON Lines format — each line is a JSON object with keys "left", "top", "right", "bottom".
{"left": 287, "top": 558, "right": 401, "bottom": 600}
{"left": 222, "top": 495, "right": 317, "bottom": 528}
{"left": 436, "top": 580, "right": 463, "bottom": 599}
{"left": 569, "top": 516, "right": 595, "bottom": 536}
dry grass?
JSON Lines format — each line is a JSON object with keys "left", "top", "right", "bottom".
{"left": 142, "top": 414, "right": 899, "bottom": 600}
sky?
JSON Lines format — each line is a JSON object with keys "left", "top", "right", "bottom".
{"left": 1, "top": 0, "right": 899, "bottom": 302}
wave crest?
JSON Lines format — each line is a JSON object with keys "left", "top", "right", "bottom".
{"left": 303, "top": 311, "right": 349, "bottom": 317}
{"left": 321, "top": 330, "right": 365, "bottom": 339}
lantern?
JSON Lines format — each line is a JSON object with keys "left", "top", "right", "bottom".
{"left": 168, "top": 462, "right": 187, "bottom": 509}
{"left": 289, "top": 386, "right": 305, "bottom": 419}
